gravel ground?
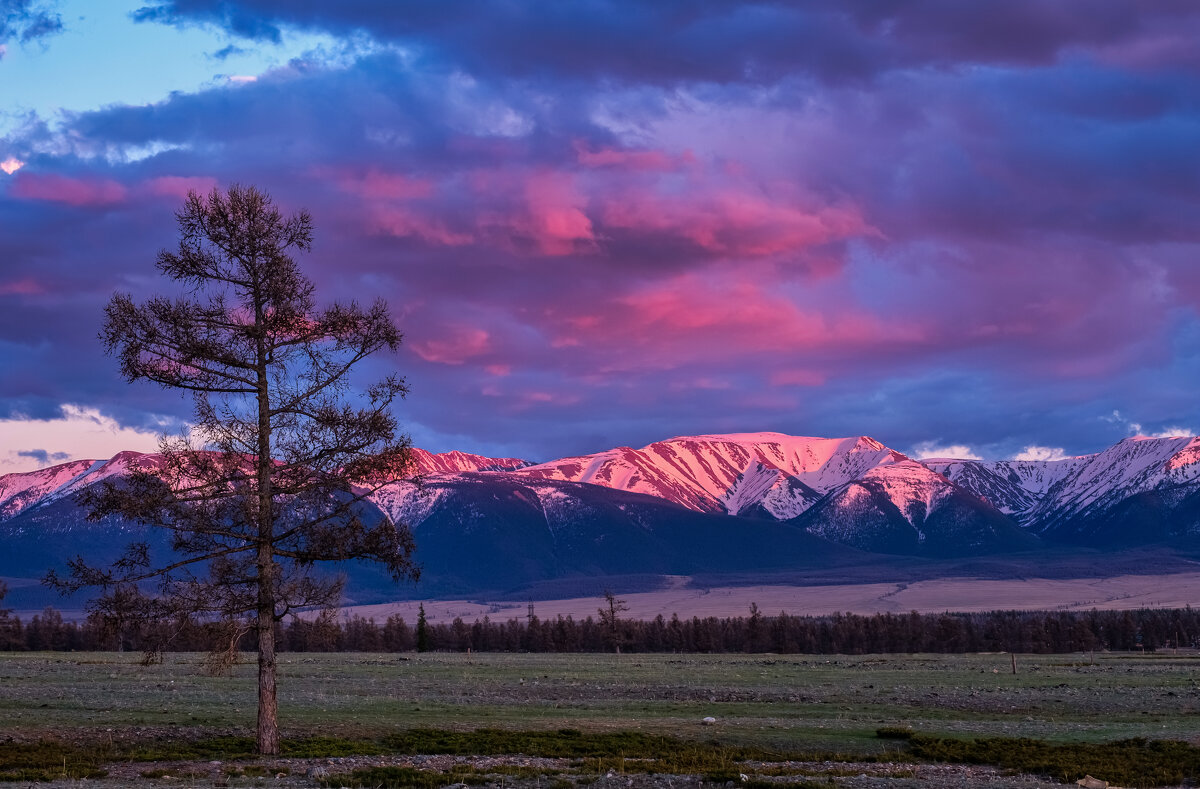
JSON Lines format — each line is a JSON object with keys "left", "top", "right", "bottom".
{"left": 44, "top": 753, "right": 1085, "bottom": 789}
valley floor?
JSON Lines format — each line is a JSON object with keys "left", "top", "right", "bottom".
{"left": 343, "top": 570, "right": 1200, "bottom": 625}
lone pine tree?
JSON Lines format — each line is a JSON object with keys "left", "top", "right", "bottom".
{"left": 49, "top": 185, "right": 418, "bottom": 754}
{"left": 599, "top": 589, "right": 629, "bottom": 654}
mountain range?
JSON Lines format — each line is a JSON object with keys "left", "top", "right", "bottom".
{"left": 3, "top": 432, "right": 1200, "bottom": 604}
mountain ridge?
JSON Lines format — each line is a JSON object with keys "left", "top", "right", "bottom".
{"left": 5, "top": 431, "right": 1200, "bottom": 603}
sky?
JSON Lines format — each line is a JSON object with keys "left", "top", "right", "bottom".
{"left": 1, "top": 0, "right": 1199, "bottom": 473}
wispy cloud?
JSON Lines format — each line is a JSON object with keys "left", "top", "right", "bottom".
{"left": 911, "top": 443, "right": 983, "bottom": 461}
{"left": 1012, "top": 446, "right": 1070, "bottom": 462}
{"left": 1104, "top": 410, "right": 1193, "bottom": 440}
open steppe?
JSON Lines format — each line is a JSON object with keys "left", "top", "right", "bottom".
{"left": 343, "top": 570, "right": 1200, "bottom": 625}
{"left": 5, "top": 651, "right": 1200, "bottom": 787}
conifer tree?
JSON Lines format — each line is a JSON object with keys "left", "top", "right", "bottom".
{"left": 48, "top": 185, "right": 418, "bottom": 754}
{"left": 599, "top": 590, "right": 628, "bottom": 654}
{"left": 416, "top": 603, "right": 430, "bottom": 652}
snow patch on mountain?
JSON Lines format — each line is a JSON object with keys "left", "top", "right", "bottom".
{"left": 369, "top": 478, "right": 449, "bottom": 526}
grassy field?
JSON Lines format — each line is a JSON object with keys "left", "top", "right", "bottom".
{"left": 3, "top": 650, "right": 1200, "bottom": 785}
{"left": 4, "top": 650, "right": 1200, "bottom": 746}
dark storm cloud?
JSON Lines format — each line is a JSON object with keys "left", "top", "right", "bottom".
{"left": 133, "top": 0, "right": 1200, "bottom": 83}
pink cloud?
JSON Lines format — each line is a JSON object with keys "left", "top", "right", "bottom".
{"left": 410, "top": 326, "right": 491, "bottom": 365}
{"left": 334, "top": 168, "right": 434, "bottom": 201}
{"left": 321, "top": 157, "right": 871, "bottom": 262}
{"left": 352, "top": 168, "right": 594, "bottom": 254}
{"left": 550, "top": 273, "right": 925, "bottom": 368}
{"left": 508, "top": 390, "right": 582, "bottom": 411}
{"left": 467, "top": 169, "right": 596, "bottom": 255}
{"left": 141, "top": 176, "right": 219, "bottom": 199}
{"left": 574, "top": 140, "right": 692, "bottom": 172}
{"left": 369, "top": 207, "right": 474, "bottom": 246}
{"left": 478, "top": 384, "right": 582, "bottom": 411}
{"left": 12, "top": 173, "right": 127, "bottom": 206}
{"left": 465, "top": 166, "right": 868, "bottom": 258}
{"left": 519, "top": 171, "right": 595, "bottom": 255}
{"left": 600, "top": 189, "right": 872, "bottom": 257}
{"left": 0, "top": 278, "right": 44, "bottom": 296}
{"left": 667, "top": 377, "right": 734, "bottom": 391}
{"left": 769, "top": 369, "right": 828, "bottom": 387}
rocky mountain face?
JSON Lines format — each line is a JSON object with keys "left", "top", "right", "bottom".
{"left": 4, "top": 432, "right": 1200, "bottom": 601}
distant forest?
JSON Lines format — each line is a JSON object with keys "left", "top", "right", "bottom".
{"left": 0, "top": 604, "right": 1196, "bottom": 655}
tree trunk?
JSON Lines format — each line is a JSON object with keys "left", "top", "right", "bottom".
{"left": 254, "top": 292, "right": 279, "bottom": 755}
{"left": 256, "top": 580, "right": 279, "bottom": 754}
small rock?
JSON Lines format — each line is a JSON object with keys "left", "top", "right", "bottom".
{"left": 1077, "top": 777, "right": 1109, "bottom": 789}
{"left": 701, "top": 716, "right": 717, "bottom": 725}
{"left": 305, "top": 766, "right": 329, "bottom": 779}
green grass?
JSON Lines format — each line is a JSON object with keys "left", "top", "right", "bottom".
{"left": 0, "top": 734, "right": 384, "bottom": 782}
{"left": 0, "top": 739, "right": 108, "bottom": 782}
{"left": 3, "top": 651, "right": 1200, "bottom": 783}
{"left": 0, "top": 650, "right": 1188, "bottom": 746}
{"left": 2, "top": 722, "right": 1200, "bottom": 786}
{"left": 892, "top": 730, "right": 1200, "bottom": 787}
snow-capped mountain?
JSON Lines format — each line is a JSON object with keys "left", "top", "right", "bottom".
{"left": 0, "top": 448, "right": 527, "bottom": 524}
{"left": 0, "top": 451, "right": 163, "bottom": 521}
{"left": 923, "top": 456, "right": 1088, "bottom": 519}
{"left": 515, "top": 432, "right": 904, "bottom": 520}
{"left": 1026, "top": 437, "right": 1200, "bottom": 544}
{"left": 794, "top": 461, "right": 1036, "bottom": 556}
{"left": 409, "top": 448, "right": 531, "bottom": 475}
{"left": 923, "top": 437, "right": 1200, "bottom": 546}
{"left": 365, "top": 471, "right": 856, "bottom": 594}
{"left": 7, "top": 430, "right": 1200, "bottom": 602}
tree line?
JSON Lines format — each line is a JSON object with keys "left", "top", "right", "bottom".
{"left": 1, "top": 603, "right": 1195, "bottom": 655}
